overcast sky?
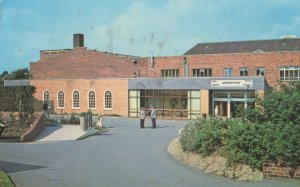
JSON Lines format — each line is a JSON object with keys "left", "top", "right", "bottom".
{"left": 1, "top": 0, "right": 300, "bottom": 72}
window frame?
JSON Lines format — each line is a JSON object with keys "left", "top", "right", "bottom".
{"left": 192, "top": 68, "right": 212, "bottom": 77}
{"left": 88, "top": 90, "right": 96, "bottom": 109}
{"left": 160, "top": 69, "right": 179, "bottom": 77}
{"left": 223, "top": 68, "right": 232, "bottom": 77}
{"left": 72, "top": 90, "right": 80, "bottom": 109}
{"left": 104, "top": 90, "right": 113, "bottom": 110}
{"left": 256, "top": 67, "right": 266, "bottom": 76}
{"left": 43, "top": 90, "right": 50, "bottom": 102}
{"left": 279, "top": 66, "right": 300, "bottom": 81}
{"left": 239, "top": 67, "right": 249, "bottom": 76}
{"left": 57, "top": 90, "right": 65, "bottom": 109}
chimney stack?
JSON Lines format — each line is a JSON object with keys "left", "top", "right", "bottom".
{"left": 73, "top": 33, "right": 84, "bottom": 48}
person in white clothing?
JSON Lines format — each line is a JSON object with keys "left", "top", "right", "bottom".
{"left": 214, "top": 105, "right": 219, "bottom": 117}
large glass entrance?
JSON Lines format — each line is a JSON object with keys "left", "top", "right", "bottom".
{"left": 129, "top": 89, "right": 200, "bottom": 119}
{"left": 212, "top": 91, "right": 255, "bottom": 118}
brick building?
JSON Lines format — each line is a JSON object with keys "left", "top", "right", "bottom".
{"left": 29, "top": 34, "right": 300, "bottom": 119}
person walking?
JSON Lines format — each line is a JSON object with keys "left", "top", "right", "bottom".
{"left": 139, "top": 107, "right": 146, "bottom": 128}
{"left": 151, "top": 107, "right": 157, "bottom": 129}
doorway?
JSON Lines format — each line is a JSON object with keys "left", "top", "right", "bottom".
{"left": 212, "top": 91, "right": 255, "bottom": 118}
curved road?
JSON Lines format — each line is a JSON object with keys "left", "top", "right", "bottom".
{"left": 0, "top": 118, "right": 298, "bottom": 187}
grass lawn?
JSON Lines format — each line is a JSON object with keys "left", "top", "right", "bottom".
{"left": 0, "top": 170, "right": 15, "bottom": 187}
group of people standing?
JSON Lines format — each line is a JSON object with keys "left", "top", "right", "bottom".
{"left": 139, "top": 107, "right": 157, "bottom": 129}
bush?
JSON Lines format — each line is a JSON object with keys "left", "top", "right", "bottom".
{"left": 180, "top": 118, "right": 229, "bottom": 156}
{"left": 180, "top": 83, "right": 300, "bottom": 170}
{"left": 180, "top": 118, "right": 300, "bottom": 170}
{"left": 180, "top": 118, "right": 205, "bottom": 152}
{"left": 191, "top": 118, "right": 228, "bottom": 156}
{"left": 69, "top": 113, "right": 80, "bottom": 124}
{"left": 221, "top": 121, "right": 269, "bottom": 169}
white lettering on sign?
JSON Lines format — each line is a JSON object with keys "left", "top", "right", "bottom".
{"left": 211, "top": 80, "right": 252, "bottom": 88}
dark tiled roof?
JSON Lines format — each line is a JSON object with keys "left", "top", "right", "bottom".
{"left": 184, "top": 38, "right": 300, "bottom": 55}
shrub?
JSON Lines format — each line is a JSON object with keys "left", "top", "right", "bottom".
{"left": 69, "top": 113, "right": 80, "bottom": 124}
{"left": 180, "top": 117, "right": 300, "bottom": 170}
{"left": 221, "top": 121, "right": 269, "bottom": 169}
{"left": 191, "top": 118, "right": 229, "bottom": 156}
{"left": 180, "top": 118, "right": 229, "bottom": 156}
{"left": 180, "top": 118, "right": 205, "bottom": 152}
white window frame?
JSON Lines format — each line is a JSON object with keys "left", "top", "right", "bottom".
{"left": 192, "top": 68, "right": 212, "bottom": 77}
{"left": 57, "top": 90, "right": 65, "bottom": 109}
{"left": 88, "top": 90, "right": 96, "bottom": 109}
{"left": 239, "top": 67, "right": 248, "bottom": 76}
{"left": 104, "top": 90, "right": 113, "bottom": 110}
{"left": 160, "top": 69, "right": 179, "bottom": 77}
{"left": 256, "top": 67, "right": 266, "bottom": 76}
{"left": 43, "top": 90, "right": 50, "bottom": 102}
{"left": 280, "top": 66, "right": 300, "bottom": 81}
{"left": 72, "top": 90, "right": 80, "bottom": 109}
{"left": 224, "top": 68, "right": 232, "bottom": 77}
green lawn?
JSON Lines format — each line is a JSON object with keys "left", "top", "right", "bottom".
{"left": 0, "top": 170, "right": 15, "bottom": 187}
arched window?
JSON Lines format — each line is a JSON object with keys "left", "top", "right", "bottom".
{"left": 104, "top": 91, "right": 112, "bottom": 109}
{"left": 43, "top": 91, "right": 50, "bottom": 103}
{"left": 57, "top": 91, "right": 65, "bottom": 108}
{"left": 88, "top": 91, "right": 96, "bottom": 109}
{"left": 73, "top": 91, "right": 80, "bottom": 109}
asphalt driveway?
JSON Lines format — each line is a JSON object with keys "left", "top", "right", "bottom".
{"left": 0, "top": 117, "right": 299, "bottom": 187}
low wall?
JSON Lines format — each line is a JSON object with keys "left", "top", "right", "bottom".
{"left": 20, "top": 112, "right": 44, "bottom": 142}
{"left": 263, "top": 163, "right": 300, "bottom": 179}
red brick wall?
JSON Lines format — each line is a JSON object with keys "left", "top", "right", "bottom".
{"left": 30, "top": 48, "right": 149, "bottom": 79}
{"left": 31, "top": 79, "right": 129, "bottom": 116}
{"left": 30, "top": 47, "right": 300, "bottom": 88}
{"left": 263, "top": 163, "right": 300, "bottom": 179}
{"left": 149, "top": 51, "right": 300, "bottom": 87}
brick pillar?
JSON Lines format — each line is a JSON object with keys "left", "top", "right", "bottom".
{"left": 200, "top": 90, "right": 209, "bottom": 117}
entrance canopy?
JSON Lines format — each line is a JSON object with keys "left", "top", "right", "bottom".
{"left": 128, "top": 77, "right": 265, "bottom": 90}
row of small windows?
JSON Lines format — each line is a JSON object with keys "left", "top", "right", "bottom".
{"left": 43, "top": 90, "right": 112, "bottom": 109}
{"left": 280, "top": 66, "right": 300, "bottom": 81}
{"left": 161, "top": 66, "right": 300, "bottom": 81}
{"left": 160, "top": 67, "right": 266, "bottom": 77}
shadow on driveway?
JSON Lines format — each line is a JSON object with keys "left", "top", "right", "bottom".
{"left": 0, "top": 160, "right": 46, "bottom": 173}
{"left": 34, "top": 125, "right": 63, "bottom": 141}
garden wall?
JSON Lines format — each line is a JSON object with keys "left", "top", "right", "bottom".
{"left": 263, "top": 163, "right": 300, "bottom": 179}
{"left": 20, "top": 112, "right": 44, "bottom": 142}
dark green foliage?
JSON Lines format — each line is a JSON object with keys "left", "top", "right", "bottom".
{"left": 181, "top": 83, "right": 300, "bottom": 170}
{"left": 0, "top": 68, "right": 29, "bottom": 85}
{"left": 0, "top": 87, "right": 18, "bottom": 111}
{"left": 69, "top": 114, "right": 80, "bottom": 124}
{"left": 0, "top": 86, "right": 36, "bottom": 113}
{"left": 221, "top": 121, "right": 269, "bottom": 169}
{"left": 0, "top": 68, "right": 35, "bottom": 114}
{"left": 180, "top": 118, "right": 205, "bottom": 152}
{"left": 263, "top": 83, "right": 300, "bottom": 124}
{"left": 181, "top": 118, "right": 300, "bottom": 170}
{"left": 191, "top": 118, "right": 228, "bottom": 156}
{"left": 180, "top": 118, "right": 228, "bottom": 156}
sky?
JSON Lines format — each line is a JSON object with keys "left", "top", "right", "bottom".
{"left": 1, "top": 0, "right": 300, "bottom": 72}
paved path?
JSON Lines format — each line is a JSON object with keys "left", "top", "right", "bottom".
{"left": 0, "top": 118, "right": 299, "bottom": 187}
{"left": 35, "top": 125, "right": 84, "bottom": 141}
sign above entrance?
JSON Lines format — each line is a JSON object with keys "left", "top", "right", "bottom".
{"left": 211, "top": 80, "right": 252, "bottom": 88}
